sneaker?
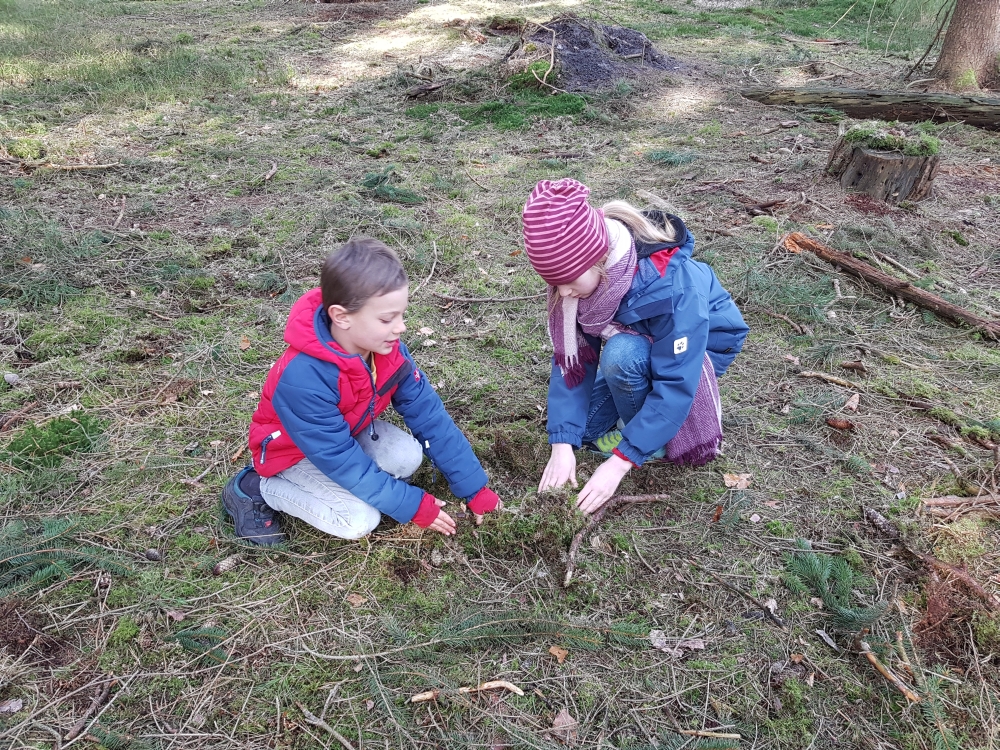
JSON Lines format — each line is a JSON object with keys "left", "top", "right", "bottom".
{"left": 221, "top": 467, "right": 285, "bottom": 546}
{"left": 585, "top": 429, "right": 623, "bottom": 457}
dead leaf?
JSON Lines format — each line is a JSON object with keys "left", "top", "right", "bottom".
{"left": 712, "top": 504, "right": 723, "bottom": 522}
{"left": 809, "top": 597, "right": 824, "bottom": 609}
{"left": 345, "top": 593, "right": 367, "bottom": 607}
{"left": 423, "top": 339, "right": 437, "bottom": 347}
{"left": 353, "top": 662, "right": 364, "bottom": 672}
{"left": 509, "top": 249, "right": 523, "bottom": 257}
{"left": 548, "top": 645, "right": 568, "bottom": 664}
{"left": 764, "top": 598, "right": 779, "bottom": 615}
{"left": 0, "top": 698, "right": 23, "bottom": 714}
{"left": 418, "top": 327, "right": 435, "bottom": 335}
{"left": 551, "top": 708, "right": 578, "bottom": 744}
{"left": 366, "top": 699, "right": 375, "bottom": 710}
{"left": 166, "top": 610, "right": 185, "bottom": 622}
{"left": 763, "top": 500, "right": 781, "bottom": 509}
{"left": 826, "top": 418, "right": 855, "bottom": 430}
{"left": 783, "top": 354, "right": 800, "bottom": 366}
{"left": 723, "top": 472, "right": 753, "bottom": 490}
{"left": 239, "top": 335, "right": 251, "bottom": 351}
{"left": 749, "top": 513, "right": 762, "bottom": 523}
{"left": 790, "top": 653, "right": 804, "bottom": 664}
{"left": 650, "top": 631, "right": 706, "bottom": 657}
{"left": 806, "top": 671, "right": 815, "bottom": 687}
{"left": 843, "top": 392, "right": 860, "bottom": 412}
{"left": 780, "top": 120, "right": 799, "bottom": 128}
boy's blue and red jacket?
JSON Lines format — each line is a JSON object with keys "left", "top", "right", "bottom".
{"left": 547, "top": 212, "right": 749, "bottom": 467}
{"left": 248, "top": 288, "right": 488, "bottom": 523}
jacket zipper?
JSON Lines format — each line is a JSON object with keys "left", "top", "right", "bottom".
{"left": 361, "top": 357, "right": 379, "bottom": 441}
{"left": 260, "top": 430, "right": 281, "bottom": 463}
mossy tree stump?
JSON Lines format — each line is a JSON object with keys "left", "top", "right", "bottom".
{"left": 826, "top": 136, "right": 940, "bottom": 204}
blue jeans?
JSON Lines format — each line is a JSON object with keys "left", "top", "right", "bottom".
{"left": 582, "top": 333, "right": 652, "bottom": 443}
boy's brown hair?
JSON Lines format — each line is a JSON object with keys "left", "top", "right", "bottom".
{"left": 321, "top": 237, "right": 408, "bottom": 313}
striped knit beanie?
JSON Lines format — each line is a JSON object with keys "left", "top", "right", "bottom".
{"left": 522, "top": 179, "right": 609, "bottom": 286}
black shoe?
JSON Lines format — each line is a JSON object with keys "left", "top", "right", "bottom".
{"left": 221, "top": 467, "right": 285, "bottom": 546}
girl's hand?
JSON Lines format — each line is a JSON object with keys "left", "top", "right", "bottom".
{"left": 427, "top": 498, "right": 457, "bottom": 535}
{"left": 576, "top": 454, "right": 632, "bottom": 515}
{"left": 539, "top": 443, "right": 577, "bottom": 493}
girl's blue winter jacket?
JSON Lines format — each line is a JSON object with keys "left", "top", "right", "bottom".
{"left": 546, "top": 212, "right": 749, "bottom": 466}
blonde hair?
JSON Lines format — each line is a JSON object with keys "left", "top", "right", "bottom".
{"left": 601, "top": 201, "right": 676, "bottom": 244}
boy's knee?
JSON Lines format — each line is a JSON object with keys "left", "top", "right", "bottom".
{"left": 395, "top": 438, "right": 424, "bottom": 480}
{"left": 339, "top": 506, "right": 381, "bottom": 540}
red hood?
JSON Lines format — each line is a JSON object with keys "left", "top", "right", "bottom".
{"left": 284, "top": 288, "right": 345, "bottom": 362}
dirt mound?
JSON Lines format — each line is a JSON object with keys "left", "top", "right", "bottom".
{"left": 522, "top": 18, "right": 688, "bottom": 92}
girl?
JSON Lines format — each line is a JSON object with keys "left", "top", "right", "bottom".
{"left": 523, "top": 179, "right": 748, "bottom": 514}
{"left": 222, "top": 237, "right": 501, "bottom": 545}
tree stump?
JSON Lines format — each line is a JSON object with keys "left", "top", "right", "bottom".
{"left": 826, "top": 136, "right": 940, "bottom": 204}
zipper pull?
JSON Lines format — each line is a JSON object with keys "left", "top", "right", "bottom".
{"left": 260, "top": 430, "right": 281, "bottom": 463}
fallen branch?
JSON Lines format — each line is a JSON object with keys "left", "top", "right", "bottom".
{"left": 410, "top": 680, "right": 524, "bottom": 703}
{"left": 295, "top": 701, "right": 356, "bottom": 750}
{"left": 689, "top": 559, "right": 788, "bottom": 630}
{"left": 433, "top": 292, "right": 546, "bottom": 304}
{"left": 179, "top": 461, "right": 219, "bottom": 487}
{"left": 784, "top": 232, "right": 1000, "bottom": 340}
{"left": 0, "top": 401, "right": 40, "bottom": 432}
{"left": 412, "top": 241, "right": 438, "bottom": 296}
{"left": 564, "top": 494, "right": 670, "bottom": 587}
{"left": 65, "top": 679, "right": 117, "bottom": 741}
{"left": 923, "top": 494, "right": 1000, "bottom": 509}
{"left": 863, "top": 506, "right": 1000, "bottom": 611}
{"left": 853, "top": 631, "right": 921, "bottom": 703}
{"left": 798, "top": 370, "right": 861, "bottom": 390}
{"left": 745, "top": 305, "right": 810, "bottom": 335}
{"left": 44, "top": 162, "right": 121, "bottom": 171}
{"left": 263, "top": 161, "right": 278, "bottom": 182}
{"left": 680, "top": 729, "right": 742, "bottom": 740}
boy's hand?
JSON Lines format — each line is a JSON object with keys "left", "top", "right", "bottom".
{"left": 576, "top": 454, "right": 631, "bottom": 515}
{"left": 412, "top": 494, "right": 457, "bottom": 535}
{"left": 467, "top": 487, "right": 503, "bottom": 526}
{"left": 539, "top": 443, "right": 577, "bottom": 492}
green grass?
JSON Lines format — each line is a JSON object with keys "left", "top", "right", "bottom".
{"left": 2, "top": 0, "right": 999, "bottom": 747}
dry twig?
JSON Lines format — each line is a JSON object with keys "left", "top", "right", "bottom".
{"left": 563, "top": 495, "right": 670, "bottom": 586}
{"left": 853, "top": 631, "right": 921, "bottom": 703}
{"left": 65, "top": 679, "right": 117, "bottom": 741}
{"left": 680, "top": 729, "right": 742, "bottom": 740}
{"left": 798, "top": 370, "right": 861, "bottom": 390}
{"left": 410, "top": 680, "right": 524, "bottom": 703}
{"left": 295, "top": 701, "right": 357, "bottom": 750}
{"left": 432, "top": 292, "right": 546, "bottom": 304}
{"left": 689, "top": 559, "right": 788, "bottom": 629}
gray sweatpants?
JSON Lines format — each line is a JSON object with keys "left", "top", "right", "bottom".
{"left": 260, "top": 420, "right": 423, "bottom": 540}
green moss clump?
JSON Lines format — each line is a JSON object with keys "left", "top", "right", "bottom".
{"left": 3, "top": 412, "right": 104, "bottom": 468}
{"left": 843, "top": 121, "right": 940, "bottom": 157}
{"left": 109, "top": 616, "right": 141, "bottom": 646}
{"left": 6, "top": 138, "right": 45, "bottom": 160}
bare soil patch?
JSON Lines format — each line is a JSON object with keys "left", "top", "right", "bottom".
{"left": 525, "top": 17, "right": 691, "bottom": 91}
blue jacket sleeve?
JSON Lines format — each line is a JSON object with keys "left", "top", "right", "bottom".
{"left": 546, "top": 333, "right": 601, "bottom": 448}
{"left": 270, "top": 362, "right": 424, "bottom": 523}
{"left": 617, "top": 286, "right": 710, "bottom": 466}
{"left": 391, "top": 342, "right": 489, "bottom": 501}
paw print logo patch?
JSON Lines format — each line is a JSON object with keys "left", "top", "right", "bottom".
{"left": 673, "top": 337, "right": 688, "bottom": 355}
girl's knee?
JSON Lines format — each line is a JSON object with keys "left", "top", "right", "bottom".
{"left": 338, "top": 506, "right": 381, "bottom": 540}
{"left": 396, "top": 437, "right": 424, "bottom": 480}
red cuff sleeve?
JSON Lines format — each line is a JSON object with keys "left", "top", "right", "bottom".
{"left": 467, "top": 487, "right": 500, "bottom": 515}
{"left": 612, "top": 448, "right": 639, "bottom": 468}
{"left": 411, "top": 493, "right": 440, "bottom": 528}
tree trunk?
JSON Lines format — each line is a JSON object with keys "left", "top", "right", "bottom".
{"left": 826, "top": 137, "right": 940, "bottom": 203}
{"left": 931, "top": 0, "right": 1000, "bottom": 90}
{"left": 740, "top": 87, "right": 1000, "bottom": 130}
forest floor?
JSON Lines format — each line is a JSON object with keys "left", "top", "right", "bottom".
{"left": 2, "top": 0, "right": 1000, "bottom": 747}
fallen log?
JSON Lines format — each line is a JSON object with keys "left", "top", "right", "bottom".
{"left": 784, "top": 232, "right": 1000, "bottom": 340}
{"left": 741, "top": 87, "right": 1000, "bottom": 131}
